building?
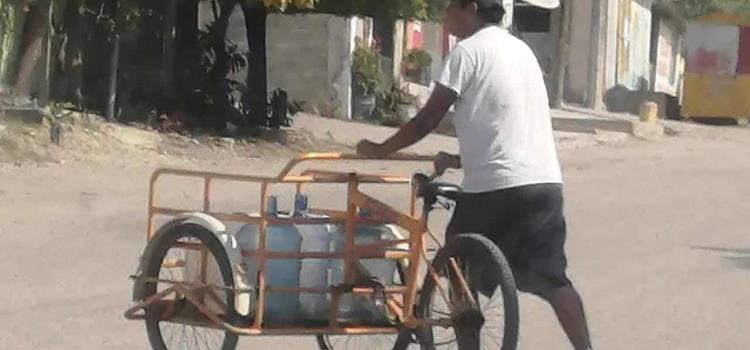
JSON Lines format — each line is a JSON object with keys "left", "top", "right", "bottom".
{"left": 682, "top": 12, "right": 750, "bottom": 121}
{"left": 513, "top": 0, "right": 685, "bottom": 118}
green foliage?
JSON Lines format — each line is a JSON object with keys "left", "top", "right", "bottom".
{"left": 404, "top": 49, "right": 432, "bottom": 70}
{"left": 352, "top": 40, "right": 383, "bottom": 96}
{"left": 375, "top": 82, "right": 416, "bottom": 125}
{"left": 303, "top": 0, "right": 447, "bottom": 21}
{"left": 661, "top": 0, "right": 750, "bottom": 19}
{"left": 351, "top": 40, "right": 418, "bottom": 125}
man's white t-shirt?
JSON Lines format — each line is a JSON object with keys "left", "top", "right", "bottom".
{"left": 437, "top": 26, "right": 562, "bottom": 193}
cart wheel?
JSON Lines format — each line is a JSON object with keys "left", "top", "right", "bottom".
{"left": 416, "top": 234, "right": 519, "bottom": 350}
{"left": 143, "top": 223, "right": 239, "bottom": 350}
{"left": 316, "top": 332, "right": 414, "bottom": 350}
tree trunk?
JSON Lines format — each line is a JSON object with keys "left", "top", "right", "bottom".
{"left": 176, "top": 0, "right": 199, "bottom": 51}
{"left": 106, "top": 0, "right": 122, "bottom": 121}
{"left": 13, "top": 1, "right": 50, "bottom": 97}
{"left": 60, "top": 1, "right": 85, "bottom": 107}
{"left": 162, "top": 0, "right": 177, "bottom": 98}
{"left": 41, "top": 0, "right": 56, "bottom": 104}
{"left": 241, "top": 1, "right": 267, "bottom": 127}
{"left": 208, "top": 0, "right": 236, "bottom": 133}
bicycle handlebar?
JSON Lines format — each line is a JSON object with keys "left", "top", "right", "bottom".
{"left": 412, "top": 173, "right": 462, "bottom": 203}
{"left": 275, "top": 152, "right": 436, "bottom": 180}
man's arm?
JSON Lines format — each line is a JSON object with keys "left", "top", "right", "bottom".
{"left": 359, "top": 84, "right": 457, "bottom": 157}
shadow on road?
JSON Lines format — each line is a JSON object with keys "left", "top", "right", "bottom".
{"left": 693, "top": 246, "right": 750, "bottom": 270}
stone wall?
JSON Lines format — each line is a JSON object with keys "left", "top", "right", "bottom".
{"left": 267, "top": 14, "right": 369, "bottom": 119}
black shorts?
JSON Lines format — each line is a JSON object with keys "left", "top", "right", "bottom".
{"left": 447, "top": 183, "right": 571, "bottom": 296}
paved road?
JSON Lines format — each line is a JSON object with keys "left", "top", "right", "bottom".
{"left": 1, "top": 126, "right": 750, "bottom": 349}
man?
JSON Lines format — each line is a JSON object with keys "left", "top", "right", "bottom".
{"left": 356, "top": 0, "right": 593, "bottom": 349}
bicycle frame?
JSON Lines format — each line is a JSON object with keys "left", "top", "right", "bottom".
{"left": 125, "top": 152, "right": 472, "bottom": 336}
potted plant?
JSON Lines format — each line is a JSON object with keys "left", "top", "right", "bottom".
{"left": 352, "top": 41, "right": 382, "bottom": 119}
{"left": 403, "top": 49, "right": 432, "bottom": 85}
{"left": 376, "top": 83, "right": 418, "bottom": 126}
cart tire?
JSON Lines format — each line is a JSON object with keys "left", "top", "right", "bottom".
{"left": 316, "top": 332, "right": 413, "bottom": 350}
{"left": 143, "top": 223, "right": 239, "bottom": 350}
{"left": 416, "top": 234, "right": 519, "bottom": 350}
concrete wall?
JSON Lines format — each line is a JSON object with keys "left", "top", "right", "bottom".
{"left": 422, "top": 22, "right": 443, "bottom": 81}
{"left": 615, "top": 0, "right": 653, "bottom": 90}
{"left": 267, "top": 14, "right": 364, "bottom": 119}
{"left": 653, "top": 20, "right": 682, "bottom": 97}
{"left": 565, "top": 0, "right": 594, "bottom": 104}
{"left": 517, "top": 8, "right": 561, "bottom": 99}
{"left": 604, "top": 0, "right": 620, "bottom": 90}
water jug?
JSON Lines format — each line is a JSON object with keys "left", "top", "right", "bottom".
{"left": 235, "top": 196, "right": 302, "bottom": 323}
{"left": 294, "top": 194, "right": 333, "bottom": 321}
{"left": 329, "top": 218, "right": 403, "bottom": 324}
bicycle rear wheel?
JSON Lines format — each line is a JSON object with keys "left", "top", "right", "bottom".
{"left": 416, "top": 234, "right": 519, "bottom": 350}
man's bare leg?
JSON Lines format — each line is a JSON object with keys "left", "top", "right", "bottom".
{"left": 543, "top": 284, "right": 592, "bottom": 350}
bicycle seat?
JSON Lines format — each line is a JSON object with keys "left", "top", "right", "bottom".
{"left": 413, "top": 174, "right": 462, "bottom": 202}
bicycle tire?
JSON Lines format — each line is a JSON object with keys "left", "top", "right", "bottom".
{"left": 416, "top": 233, "right": 519, "bottom": 350}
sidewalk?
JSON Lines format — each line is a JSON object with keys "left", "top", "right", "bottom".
{"left": 294, "top": 108, "right": 632, "bottom": 156}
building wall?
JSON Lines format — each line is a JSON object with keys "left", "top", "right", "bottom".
{"left": 421, "top": 22, "right": 443, "bottom": 81}
{"left": 615, "top": 0, "right": 653, "bottom": 90}
{"left": 683, "top": 13, "right": 750, "bottom": 119}
{"left": 565, "top": 0, "right": 594, "bottom": 104}
{"left": 267, "top": 14, "right": 364, "bottom": 119}
{"left": 517, "top": 7, "right": 561, "bottom": 99}
{"left": 653, "top": 20, "right": 683, "bottom": 97}
{"left": 604, "top": 0, "right": 620, "bottom": 90}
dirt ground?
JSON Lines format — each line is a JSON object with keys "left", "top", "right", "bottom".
{"left": 1, "top": 117, "right": 749, "bottom": 349}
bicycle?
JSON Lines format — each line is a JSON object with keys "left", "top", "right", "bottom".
{"left": 124, "top": 153, "right": 519, "bottom": 349}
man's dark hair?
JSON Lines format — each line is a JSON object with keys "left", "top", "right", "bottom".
{"left": 456, "top": 0, "right": 506, "bottom": 24}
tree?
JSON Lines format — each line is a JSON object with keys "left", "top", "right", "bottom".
{"left": 9, "top": 0, "right": 50, "bottom": 97}
{"left": 659, "top": 0, "right": 750, "bottom": 19}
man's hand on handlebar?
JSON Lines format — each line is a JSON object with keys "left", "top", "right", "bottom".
{"left": 434, "top": 152, "right": 461, "bottom": 176}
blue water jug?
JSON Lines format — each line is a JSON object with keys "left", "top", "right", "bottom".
{"left": 328, "top": 214, "right": 402, "bottom": 324}
{"left": 235, "top": 196, "right": 302, "bottom": 323}
{"left": 294, "top": 194, "right": 333, "bottom": 321}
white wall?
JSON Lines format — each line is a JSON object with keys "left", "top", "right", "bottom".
{"left": 421, "top": 22, "right": 444, "bottom": 82}
{"left": 267, "top": 14, "right": 365, "bottom": 119}
{"left": 604, "top": 0, "right": 619, "bottom": 90}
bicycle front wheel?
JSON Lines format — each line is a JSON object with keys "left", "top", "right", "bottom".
{"left": 416, "top": 234, "right": 519, "bottom": 350}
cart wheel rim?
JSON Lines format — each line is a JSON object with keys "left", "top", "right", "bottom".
{"left": 156, "top": 241, "right": 228, "bottom": 349}
{"left": 144, "top": 225, "right": 238, "bottom": 350}
{"left": 427, "top": 260, "right": 506, "bottom": 349}
{"left": 416, "top": 234, "right": 519, "bottom": 350}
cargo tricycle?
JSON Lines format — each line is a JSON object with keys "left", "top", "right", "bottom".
{"left": 124, "top": 153, "right": 519, "bottom": 349}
